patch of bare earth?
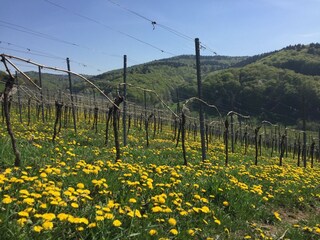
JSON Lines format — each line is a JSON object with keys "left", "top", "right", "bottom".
{"left": 257, "top": 207, "right": 320, "bottom": 239}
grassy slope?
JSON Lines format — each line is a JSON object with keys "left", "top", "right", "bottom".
{"left": 0, "top": 108, "right": 319, "bottom": 239}
{"left": 83, "top": 55, "right": 247, "bottom": 104}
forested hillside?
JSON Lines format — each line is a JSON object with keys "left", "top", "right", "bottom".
{"left": 2, "top": 43, "right": 320, "bottom": 127}
{"left": 80, "top": 55, "right": 246, "bottom": 103}
{"left": 195, "top": 43, "right": 320, "bottom": 125}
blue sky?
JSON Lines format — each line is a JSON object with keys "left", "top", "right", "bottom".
{"left": 1, "top": 0, "right": 320, "bottom": 75}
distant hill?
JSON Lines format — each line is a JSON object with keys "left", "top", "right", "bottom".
{"left": 198, "top": 43, "right": 320, "bottom": 126}
{"left": 2, "top": 43, "right": 320, "bottom": 127}
{"left": 79, "top": 55, "right": 247, "bottom": 103}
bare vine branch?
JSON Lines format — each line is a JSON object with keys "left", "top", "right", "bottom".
{"left": 1, "top": 54, "right": 118, "bottom": 109}
{"left": 119, "top": 83, "right": 179, "bottom": 118}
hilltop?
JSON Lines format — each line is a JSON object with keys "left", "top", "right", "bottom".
{"left": 199, "top": 43, "right": 320, "bottom": 125}
{"left": 2, "top": 43, "right": 320, "bottom": 127}
{"left": 79, "top": 55, "right": 246, "bottom": 103}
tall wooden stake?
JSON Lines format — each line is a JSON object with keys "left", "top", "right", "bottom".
{"left": 231, "top": 114, "right": 234, "bottom": 153}
{"left": 318, "top": 128, "right": 320, "bottom": 161}
{"left": 1, "top": 57, "right": 21, "bottom": 166}
{"left": 123, "top": 55, "right": 127, "bottom": 146}
{"left": 38, "top": 66, "right": 45, "bottom": 123}
{"left": 195, "top": 38, "right": 206, "bottom": 161}
{"left": 302, "top": 94, "right": 307, "bottom": 167}
{"left": 66, "top": 58, "right": 77, "bottom": 133}
{"left": 15, "top": 71, "right": 22, "bottom": 123}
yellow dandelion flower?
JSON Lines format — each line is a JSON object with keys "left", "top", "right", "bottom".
{"left": 96, "top": 215, "right": 104, "bottom": 221}
{"left": 88, "top": 222, "right": 97, "bottom": 228}
{"left": 149, "top": 229, "right": 158, "bottom": 236}
{"left": 201, "top": 206, "right": 210, "bottom": 213}
{"left": 214, "top": 219, "right": 221, "bottom": 225}
{"left": 59, "top": 201, "right": 67, "bottom": 207}
{"left": 71, "top": 202, "right": 79, "bottom": 208}
{"left": 169, "top": 228, "right": 178, "bottom": 235}
{"left": 67, "top": 215, "right": 76, "bottom": 223}
{"left": 302, "top": 226, "right": 312, "bottom": 232}
{"left": 18, "top": 211, "right": 29, "bottom": 218}
{"left": 42, "top": 221, "right": 54, "bottom": 230}
{"left": 50, "top": 200, "right": 59, "bottom": 206}
{"left": 244, "top": 236, "right": 252, "bottom": 239}
{"left": 129, "top": 198, "right": 137, "bottom": 203}
{"left": 180, "top": 210, "right": 188, "bottom": 216}
{"left": 42, "top": 213, "right": 56, "bottom": 221}
{"left": 77, "top": 183, "right": 85, "bottom": 189}
{"left": 113, "top": 219, "right": 122, "bottom": 227}
{"left": 168, "top": 218, "right": 177, "bottom": 226}
{"left": 40, "top": 172, "right": 47, "bottom": 178}
{"left": 2, "top": 197, "right": 13, "bottom": 204}
{"left": 17, "top": 218, "right": 27, "bottom": 227}
{"left": 273, "top": 211, "right": 281, "bottom": 221}
{"left": 57, "top": 213, "right": 69, "bottom": 221}
{"left": 96, "top": 210, "right": 103, "bottom": 215}
{"left": 133, "top": 209, "right": 142, "bottom": 218}
{"left": 77, "top": 226, "right": 84, "bottom": 231}
{"left": 151, "top": 206, "right": 162, "bottom": 213}
{"left": 79, "top": 218, "right": 89, "bottom": 225}
{"left": 40, "top": 203, "right": 47, "bottom": 209}
{"left": 188, "top": 229, "right": 195, "bottom": 236}
{"left": 23, "top": 198, "right": 35, "bottom": 205}
{"left": 33, "top": 225, "right": 43, "bottom": 233}
{"left": 19, "top": 189, "right": 30, "bottom": 196}
{"left": 127, "top": 211, "right": 134, "bottom": 218}
{"left": 104, "top": 213, "right": 114, "bottom": 219}
{"left": 223, "top": 201, "right": 229, "bottom": 207}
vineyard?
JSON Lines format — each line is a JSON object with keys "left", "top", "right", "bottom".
{"left": 1, "top": 54, "right": 320, "bottom": 239}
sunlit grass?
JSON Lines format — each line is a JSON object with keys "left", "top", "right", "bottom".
{"left": 0, "top": 109, "right": 319, "bottom": 239}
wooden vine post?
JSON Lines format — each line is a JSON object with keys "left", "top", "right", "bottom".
{"left": 38, "top": 66, "right": 45, "bottom": 123}
{"left": 66, "top": 57, "right": 77, "bottom": 133}
{"left": 254, "top": 126, "right": 261, "bottom": 165}
{"left": 1, "top": 56, "right": 21, "bottom": 167}
{"left": 153, "top": 106, "right": 157, "bottom": 139}
{"left": 244, "top": 126, "right": 248, "bottom": 155}
{"left": 175, "top": 117, "right": 182, "bottom": 147}
{"left": 297, "top": 134, "right": 301, "bottom": 166}
{"left": 15, "top": 71, "right": 23, "bottom": 123}
{"left": 122, "top": 55, "right": 127, "bottom": 146}
{"left": 231, "top": 114, "right": 234, "bottom": 153}
{"left": 279, "top": 134, "right": 286, "bottom": 166}
{"left": 181, "top": 111, "right": 187, "bottom": 165}
{"left": 310, "top": 140, "right": 315, "bottom": 168}
{"left": 195, "top": 38, "right": 206, "bottom": 161}
{"left": 112, "top": 96, "right": 124, "bottom": 162}
{"left": 105, "top": 107, "right": 112, "bottom": 146}
{"left": 93, "top": 107, "right": 98, "bottom": 133}
{"left": 224, "top": 119, "right": 229, "bottom": 166}
{"left": 52, "top": 101, "right": 63, "bottom": 142}
{"left": 318, "top": 128, "right": 320, "bottom": 161}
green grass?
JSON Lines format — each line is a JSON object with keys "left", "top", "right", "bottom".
{"left": 0, "top": 108, "right": 320, "bottom": 240}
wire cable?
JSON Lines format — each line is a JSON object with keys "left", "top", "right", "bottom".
{"left": 104, "top": 0, "right": 217, "bottom": 55}
{"left": 0, "top": 20, "right": 125, "bottom": 58}
{"left": 0, "top": 40, "right": 109, "bottom": 73}
{"left": 42, "top": 0, "right": 175, "bottom": 56}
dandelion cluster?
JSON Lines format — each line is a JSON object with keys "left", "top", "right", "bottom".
{"left": 0, "top": 115, "right": 319, "bottom": 239}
